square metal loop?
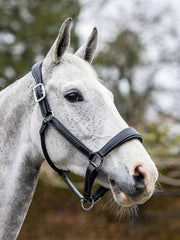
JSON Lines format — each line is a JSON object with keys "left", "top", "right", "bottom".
{"left": 90, "top": 153, "right": 104, "bottom": 169}
{"left": 33, "top": 83, "right": 46, "bottom": 103}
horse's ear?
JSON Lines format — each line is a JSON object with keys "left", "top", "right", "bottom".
{"left": 54, "top": 18, "right": 72, "bottom": 62}
{"left": 75, "top": 27, "right": 98, "bottom": 64}
{"left": 44, "top": 18, "right": 72, "bottom": 65}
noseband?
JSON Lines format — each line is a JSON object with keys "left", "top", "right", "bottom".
{"left": 32, "top": 61, "right": 143, "bottom": 210}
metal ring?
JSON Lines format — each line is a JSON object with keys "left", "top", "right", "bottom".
{"left": 90, "top": 153, "right": 104, "bottom": 169}
{"left": 80, "top": 198, "right": 95, "bottom": 211}
{"left": 44, "top": 111, "right": 55, "bottom": 123}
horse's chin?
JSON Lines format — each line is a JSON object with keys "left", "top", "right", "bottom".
{"left": 109, "top": 180, "right": 149, "bottom": 207}
{"left": 95, "top": 173, "right": 134, "bottom": 207}
{"left": 110, "top": 181, "right": 134, "bottom": 207}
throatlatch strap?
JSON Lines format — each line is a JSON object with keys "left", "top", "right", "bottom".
{"left": 40, "top": 120, "right": 84, "bottom": 200}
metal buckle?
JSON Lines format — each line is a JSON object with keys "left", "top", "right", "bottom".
{"left": 90, "top": 153, "right": 104, "bottom": 169}
{"left": 33, "top": 83, "right": 46, "bottom": 103}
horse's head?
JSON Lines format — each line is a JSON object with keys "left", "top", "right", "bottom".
{"left": 32, "top": 18, "right": 158, "bottom": 207}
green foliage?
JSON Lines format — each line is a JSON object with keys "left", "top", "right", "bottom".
{"left": 143, "top": 123, "right": 180, "bottom": 157}
{"left": 0, "top": 0, "right": 80, "bottom": 89}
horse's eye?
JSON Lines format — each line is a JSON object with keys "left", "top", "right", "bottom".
{"left": 65, "top": 91, "right": 84, "bottom": 103}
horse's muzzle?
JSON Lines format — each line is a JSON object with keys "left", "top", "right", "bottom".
{"left": 110, "top": 165, "right": 153, "bottom": 206}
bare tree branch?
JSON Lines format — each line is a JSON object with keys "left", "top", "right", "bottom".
{"left": 157, "top": 110, "right": 180, "bottom": 123}
{"left": 159, "top": 173, "right": 180, "bottom": 186}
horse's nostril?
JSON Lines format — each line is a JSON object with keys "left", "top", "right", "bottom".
{"left": 133, "top": 166, "right": 146, "bottom": 193}
{"left": 135, "top": 165, "right": 148, "bottom": 182}
{"left": 133, "top": 174, "right": 145, "bottom": 189}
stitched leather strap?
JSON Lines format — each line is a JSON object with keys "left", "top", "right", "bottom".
{"left": 97, "top": 127, "right": 142, "bottom": 157}
{"left": 50, "top": 117, "right": 94, "bottom": 159}
{"left": 32, "top": 62, "right": 52, "bottom": 117}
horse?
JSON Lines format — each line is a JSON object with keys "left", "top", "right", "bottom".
{"left": 0, "top": 18, "right": 158, "bottom": 240}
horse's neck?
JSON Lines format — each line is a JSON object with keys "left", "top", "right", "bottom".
{"left": 0, "top": 73, "right": 41, "bottom": 240}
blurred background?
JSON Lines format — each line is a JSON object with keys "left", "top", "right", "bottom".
{"left": 0, "top": 0, "right": 180, "bottom": 239}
